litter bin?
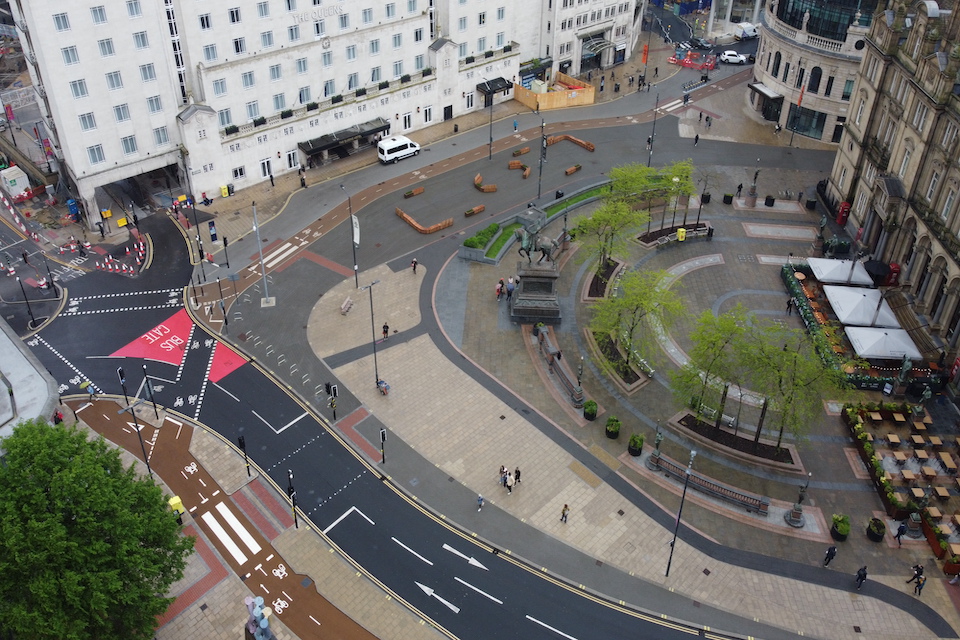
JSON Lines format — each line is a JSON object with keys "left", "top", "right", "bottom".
{"left": 555, "top": 190, "right": 564, "bottom": 199}
{"left": 707, "top": 226, "right": 714, "bottom": 239}
{"left": 722, "top": 194, "right": 733, "bottom": 205}
{"left": 614, "top": 83, "right": 620, "bottom": 93}
{"left": 454, "top": 124, "right": 459, "bottom": 133}
{"left": 220, "top": 185, "right": 229, "bottom": 198}
{"left": 805, "top": 198, "right": 817, "bottom": 210}
{"left": 701, "top": 193, "right": 711, "bottom": 204}
{"left": 227, "top": 183, "right": 235, "bottom": 196}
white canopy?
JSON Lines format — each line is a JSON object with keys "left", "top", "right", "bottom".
{"left": 807, "top": 257, "right": 874, "bottom": 286}
{"left": 846, "top": 327, "right": 922, "bottom": 360}
{"left": 822, "top": 285, "right": 900, "bottom": 328}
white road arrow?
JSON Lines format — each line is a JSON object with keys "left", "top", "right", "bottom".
{"left": 415, "top": 582, "right": 461, "bottom": 613}
{"left": 442, "top": 543, "right": 488, "bottom": 570}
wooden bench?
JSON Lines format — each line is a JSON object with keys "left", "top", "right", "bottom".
{"left": 915, "top": 448, "right": 929, "bottom": 461}
{"left": 940, "top": 451, "right": 958, "bottom": 473}
{"left": 565, "top": 165, "right": 582, "bottom": 176}
{"left": 473, "top": 174, "right": 497, "bottom": 193}
{"left": 512, "top": 146, "right": 530, "bottom": 157}
{"left": 395, "top": 206, "right": 454, "bottom": 234}
{"left": 464, "top": 205, "right": 485, "bottom": 217}
{"left": 922, "top": 465, "right": 939, "bottom": 480}
{"left": 508, "top": 160, "right": 523, "bottom": 170}
{"left": 927, "top": 506, "right": 943, "bottom": 522}
{"left": 403, "top": 186, "right": 425, "bottom": 199}
{"left": 650, "top": 452, "right": 769, "bottom": 515}
{"left": 893, "top": 451, "right": 908, "bottom": 464}
{"left": 911, "top": 434, "right": 926, "bottom": 447}
{"left": 887, "top": 433, "right": 901, "bottom": 446}
{"left": 522, "top": 166, "right": 531, "bottom": 179}
{"left": 340, "top": 297, "right": 354, "bottom": 315}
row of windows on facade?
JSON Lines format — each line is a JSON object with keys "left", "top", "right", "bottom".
{"left": 766, "top": 51, "right": 855, "bottom": 100}
{"left": 558, "top": 2, "right": 631, "bottom": 30}
{"left": 84, "top": 126, "right": 169, "bottom": 166}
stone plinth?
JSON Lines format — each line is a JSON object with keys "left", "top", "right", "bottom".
{"left": 510, "top": 260, "right": 561, "bottom": 325}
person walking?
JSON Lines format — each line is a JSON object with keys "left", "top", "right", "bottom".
{"left": 411, "top": 257, "right": 418, "bottom": 274}
{"left": 646, "top": 136, "right": 652, "bottom": 151}
{"left": 514, "top": 467, "right": 521, "bottom": 484}
{"left": 699, "top": 111, "right": 703, "bottom": 122}
{"left": 269, "top": 174, "right": 275, "bottom": 187}
{"left": 694, "top": 134, "right": 699, "bottom": 146}
{"left": 907, "top": 563, "right": 924, "bottom": 583}
{"left": 895, "top": 522, "right": 907, "bottom": 546}
{"left": 300, "top": 175, "right": 307, "bottom": 189}
{"left": 506, "top": 472, "right": 514, "bottom": 494}
{"left": 560, "top": 504, "right": 569, "bottom": 523}
{"left": 496, "top": 281, "right": 503, "bottom": 300}
{"left": 477, "top": 494, "right": 484, "bottom": 511}
{"left": 654, "top": 66, "right": 659, "bottom": 77}
{"left": 856, "top": 566, "right": 868, "bottom": 590}
{"left": 915, "top": 574, "right": 927, "bottom": 596}
{"left": 736, "top": 183, "right": 743, "bottom": 197}
{"left": 798, "top": 190, "right": 803, "bottom": 202}
{"left": 382, "top": 322, "right": 389, "bottom": 341}
{"left": 506, "top": 277, "right": 515, "bottom": 301}
{"left": 786, "top": 297, "right": 794, "bottom": 315}
{"left": 513, "top": 119, "right": 519, "bottom": 132}
{"left": 498, "top": 465, "right": 506, "bottom": 485}
{"left": 823, "top": 545, "right": 837, "bottom": 567}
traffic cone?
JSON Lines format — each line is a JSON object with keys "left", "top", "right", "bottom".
{"left": 58, "top": 245, "right": 64, "bottom": 254}
{"left": 125, "top": 246, "right": 130, "bottom": 255}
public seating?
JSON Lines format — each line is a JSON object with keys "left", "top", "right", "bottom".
{"left": 474, "top": 174, "right": 497, "bottom": 193}
{"left": 649, "top": 452, "right": 770, "bottom": 515}
{"left": 340, "top": 297, "right": 354, "bottom": 315}
{"left": 395, "top": 206, "right": 453, "bottom": 234}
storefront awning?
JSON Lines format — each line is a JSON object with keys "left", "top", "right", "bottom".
{"left": 476, "top": 77, "right": 512, "bottom": 94}
{"left": 298, "top": 117, "right": 390, "bottom": 155}
{"left": 748, "top": 83, "right": 783, "bottom": 100}
{"left": 581, "top": 38, "right": 617, "bottom": 54}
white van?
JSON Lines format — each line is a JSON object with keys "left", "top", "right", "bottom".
{"left": 377, "top": 136, "right": 421, "bottom": 164}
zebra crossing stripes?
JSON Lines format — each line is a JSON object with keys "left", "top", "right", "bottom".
{"left": 200, "top": 501, "right": 262, "bottom": 566}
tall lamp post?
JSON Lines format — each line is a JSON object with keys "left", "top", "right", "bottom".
{"left": 360, "top": 280, "right": 381, "bottom": 387}
{"left": 665, "top": 450, "right": 696, "bottom": 577}
{"left": 647, "top": 93, "right": 660, "bottom": 167}
{"left": 482, "top": 77, "right": 494, "bottom": 160}
{"left": 287, "top": 469, "right": 299, "bottom": 529}
{"left": 532, "top": 104, "right": 547, "bottom": 200}
{"left": 341, "top": 184, "right": 359, "bottom": 288}
{"left": 117, "top": 366, "right": 153, "bottom": 479}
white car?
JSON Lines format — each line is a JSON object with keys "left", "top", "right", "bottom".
{"left": 719, "top": 50, "right": 747, "bottom": 64}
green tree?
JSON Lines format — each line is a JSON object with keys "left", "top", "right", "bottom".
{"left": 0, "top": 419, "right": 194, "bottom": 640}
{"left": 573, "top": 198, "right": 648, "bottom": 284}
{"left": 590, "top": 268, "right": 685, "bottom": 372}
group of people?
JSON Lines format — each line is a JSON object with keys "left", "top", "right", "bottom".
{"left": 824, "top": 545, "right": 928, "bottom": 596}
{"left": 495, "top": 277, "right": 518, "bottom": 302}
{"left": 498, "top": 465, "right": 521, "bottom": 494}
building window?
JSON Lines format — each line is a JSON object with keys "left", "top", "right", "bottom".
{"left": 258, "top": 1, "right": 270, "bottom": 17}
{"left": 234, "top": 38, "right": 247, "bottom": 54}
{"left": 386, "top": 3, "right": 396, "bottom": 18}
{"left": 371, "top": 66, "right": 381, "bottom": 82}
{"left": 233, "top": 167, "right": 246, "bottom": 180}
{"left": 403, "top": 112, "right": 412, "bottom": 129}
{"left": 897, "top": 149, "right": 911, "bottom": 178}
{"left": 348, "top": 72, "right": 359, "bottom": 90}
{"left": 105, "top": 71, "right": 123, "bottom": 90}
{"left": 409, "top": 0, "right": 418, "bottom": 11}
{"left": 942, "top": 189, "right": 956, "bottom": 220}
{"left": 347, "top": 45, "right": 357, "bottom": 60}
{"left": 424, "top": 105, "right": 432, "bottom": 123}
{"left": 314, "top": 20, "right": 325, "bottom": 36}
{"left": 496, "top": 32, "right": 505, "bottom": 48}
{"left": 842, "top": 79, "right": 854, "bottom": 101}
{"left": 264, "top": 65, "right": 279, "bottom": 82}
{"left": 140, "top": 63, "right": 156, "bottom": 82}
{"left": 370, "top": 39, "right": 380, "bottom": 55}
{"left": 87, "top": 145, "right": 105, "bottom": 165}
{"left": 393, "top": 34, "right": 402, "bottom": 48}
{"left": 147, "top": 95, "right": 162, "bottom": 113}
{"left": 98, "top": 39, "right": 115, "bottom": 57}
{"left": 782, "top": 62, "right": 789, "bottom": 83}
{"left": 53, "top": 13, "right": 70, "bottom": 31}
{"left": 288, "top": 25, "right": 300, "bottom": 41}
{"left": 393, "top": 60, "right": 403, "bottom": 78}
{"left": 459, "top": 43, "right": 468, "bottom": 58}
{"left": 795, "top": 67, "right": 805, "bottom": 89}
{"left": 362, "top": 8, "right": 373, "bottom": 23}
{"left": 498, "top": 6, "right": 505, "bottom": 20}
{"left": 913, "top": 103, "right": 929, "bottom": 133}
{"left": 204, "top": 44, "right": 217, "bottom": 61}
{"left": 286, "top": 0, "right": 297, "bottom": 9}
{"left": 824, "top": 76, "right": 834, "bottom": 97}
{"left": 133, "top": 32, "right": 149, "bottom": 49}
{"left": 838, "top": 166, "right": 846, "bottom": 189}
{"left": 127, "top": 0, "right": 142, "bottom": 17}
{"left": 855, "top": 191, "right": 866, "bottom": 214}
{"left": 262, "top": 31, "right": 274, "bottom": 48}
{"left": 478, "top": 37, "right": 486, "bottom": 52}
{"left": 479, "top": 11, "right": 486, "bottom": 24}
{"left": 942, "top": 122, "right": 958, "bottom": 150}
{"left": 415, "top": 28, "right": 423, "bottom": 42}
{"left": 229, "top": 8, "right": 241, "bottom": 23}
{"left": 242, "top": 71, "right": 255, "bottom": 88}
{"left": 213, "top": 78, "right": 227, "bottom": 96}
{"left": 339, "top": 14, "right": 349, "bottom": 29}
{"left": 70, "top": 79, "right": 88, "bottom": 99}
{"left": 415, "top": 54, "right": 424, "bottom": 71}
{"left": 299, "top": 87, "right": 311, "bottom": 103}
{"left": 62, "top": 47, "right": 79, "bottom": 66}
{"left": 113, "top": 104, "right": 130, "bottom": 122}
{"left": 121, "top": 135, "right": 137, "bottom": 155}
{"left": 246, "top": 101, "right": 260, "bottom": 119}
{"left": 322, "top": 51, "right": 332, "bottom": 67}
{"left": 855, "top": 99, "right": 865, "bottom": 126}
{"left": 771, "top": 52, "right": 781, "bottom": 77}
{"left": 91, "top": 6, "right": 107, "bottom": 24}
{"left": 459, "top": 16, "right": 467, "bottom": 31}
{"left": 199, "top": 14, "right": 212, "bottom": 29}
{"left": 154, "top": 126, "right": 169, "bottom": 146}
{"left": 296, "top": 58, "right": 308, "bottom": 74}
{"left": 273, "top": 94, "right": 286, "bottom": 110}
{"left": 78, "top": 113, "right": 97, "bottom": 131}
{"left": 219, "top": 109, "right": 232, "bottom": 127}
{"left": 926, "top": 171, "right": 940, "bottom": 201}
{"left": 324, "top": 79, "right": 335, "bottom": 96}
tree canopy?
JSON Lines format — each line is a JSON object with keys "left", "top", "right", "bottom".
{"left": 0, "top": 419, "right": 194, "bottom": 640}
{"left": 574, "top": 199, "right": 648, "bottom": 282}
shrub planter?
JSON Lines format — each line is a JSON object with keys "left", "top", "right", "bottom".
{"left": 401, "top": 74, "right": 411, "bottom": 83}
{"left": 281, "top": 109, "right": 293, "bottom": 119}
{"left": 404, "top": 187, "right": 425, "bottom": 199}
{"left": 723, "top": 193, "right": 734, "bottom": 204}
{"left": 565, "top": 165, "right": 582, "bottom": 176}
{"left": 224, "top": 125, "right": 240, "bottom": 135}
{"left": 605, "top": 416, "right": 621, "bottom": 440}
{"left": 866, "top": 518, "right": 886, "bottom": 542}
{"left": 331, "top": 95, "right": 343, "bottom": 104}
{"left": 306, "top": 102, "right": 319, "bottom": 111}
{"left": 379, "top": 81, "right": 390, "bottom": 90}
{"left": 356, "top": 88, "right": 367, "bottom": 97}
{"left": 830, "top": 514, "right": 850, "bottom": 541}
{"left": 701, "top": 192, "right": 711, "bottom": 204}
{"left": 253, "top": 117, "right": 267, "bottom": 127}
{"left": 583, "top": 400, "right": 598, "bottom": 421}
{"left": 485, "top": 51, "right": 494, "bottom": 58}
{"left": 422, "top": 68, "right": 433, "bottom": 77}
{"left": 765, "top": 195, "right": 776, "bottom": 207}
{"left": 465, "top": 56, "right": 476, "bottom": 64}
{"left": 627, "top": 433, "right": 644, "bottom": 456}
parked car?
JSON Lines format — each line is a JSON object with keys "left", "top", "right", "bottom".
{"left": 690, "top": 37, "right": 713, "bottom": 50}
{"left": 719, "top": 50, "right": 747, "bottom": 64}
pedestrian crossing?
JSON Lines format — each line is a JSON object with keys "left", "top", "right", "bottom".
{"left": 660, "top": 99, "right": 684, "bottom": 113}
{"left": 200, "top": 501, "right": 262, "bottom": 566}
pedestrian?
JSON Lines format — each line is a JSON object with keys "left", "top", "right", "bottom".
{"left": 654, "top": 66, "right": 659, "bottom": 77}
{"left": 300, "top": 175, "right": 307, "bottom": 189}
{"left": 798, "top": 190, "right": 803, "bottom": 202}
{"left": 587, "top": 70, "right": 592, "bottom": 82}
{"left": 823, "top": 545, "right": 837, "bottom": 567}
{"left": 514, "top": 467, "right": 521, "bottom": 484}
{"left": 560, "top": 504, "right": 569, "bottom": 523}
{"left": 647, "top": 82, "right": 651, "bottom": 92}
{"left": 775, "top": 123, "right": 782, "bottom": 134}
{"left": 506, "top": 277, "right": 515, "bottom": 301}
{"left": 646, "top": 136, "right": 652, "bottom": 150}
{"left": 694, "top": 134, "right": 699, "bottom": 146}
{"left": 78, "top": 245, "right": 87, "bottom": 258}
{"left": 699, "top": 111, "right": 703, "bottom": 122}
{"left": 506, "top": 472, "right": 514, "bottom": 494}
{"left": 513, "top": 119, "right": 519, "bottom": 132}
{"left": 496, "top": 281, "right": 503, "bottom": 300}
{"left": 786, "top": 297, "right": 794, "bottom": 315}
{"left": 501, "top": 467, "right": 508, "bottom": 487}
{"left": 477, "top": 494, "right": 484, "bottom": 511}
{"left": 600, "top": 77, "right": 605, "bottom": 92}
{"left": 856, "top": 566, "right": 868, "bottom": 590}
{"left": 907, "top": 563, "right": 924, "bottom": 583}
{"left": 895, "top": 522, "right": 907, "bottom": 546}
{"left": 382, "top": 322, "right": 389, "bottom": 341}
{"left": 52, "top": 410, "right": 63, "bottom": 424}
{"left": 411, "top": 257, "right": 418, "bottom": 274}
{"left": 736, "top": 183, "right": 743, "bottom": 197}
{"left": 269, "top": 173, "right": 275, "bottom": 187}
{"left": 915, "top": 574, "right": 927, "bottom": 596}
{"left": 610, "top": 70, "right": 615, "bottom": 80}
{"left": 498, "top": 464, "right": 506, "bottom": 480}
{"left": 707, "top": 116, "right": 712, "bottom": 128}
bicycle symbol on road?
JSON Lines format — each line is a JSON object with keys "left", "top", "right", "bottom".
{"left": 272, "top": 598, "right": 289, "bottom": 613}
{"left": 184, "top": 462, "right": 198, "bottom": 475}
{"left": 272, "top": 563, "right": 288, "bottom": 579}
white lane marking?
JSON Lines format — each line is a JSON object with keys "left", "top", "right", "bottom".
{"left": 415, "top": 582, "right": 460, "bottom": 613}
{"left": 392, "top": 537, "right": 433, "bottom": 565}
{"left": 264, "top": 243, "right": 298, "bottom": 269}
{"left": 454, "top": 577, "right": 502, "bottom": 604}
{"left": 164, "top": 416, "right": 183, "bottom": 426}
{"left": 252, "top": 410, "right": 273, "bottom": 428}
{"left": 213, "top": 381, "right": 240, "bottom": 401}
{"left": 201, "top": 511, "right": 248, "bottom": 565}
{"left": 442, "top": 543, "right": 488, "bottom": 570}
{"left": 309, "top": 615, "right": 321, "bottom": 626}
{"left": 276, "top": 411, "right": 309, "bottom": 434}
{"left": 215, "top": 502, "right": 262, "bottom": 555}
{"left": 322, "top": 506, "right": 375, "bottom": 535}
{"left": 526, "top": 616, "right": 579, "bottom": 640}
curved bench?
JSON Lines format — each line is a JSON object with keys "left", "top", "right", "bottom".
{"left": 649, "top": 452, "right": 769, "bottom": 515}
{"left": 395, "top": 207, "right": 453, "bottom": 234}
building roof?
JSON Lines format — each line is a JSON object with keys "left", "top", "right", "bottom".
{"left": 429, "top": 38, "right": 453, "bottom": 52}
{"left": 177, "top": 103, "right": 216, "bottom": 124}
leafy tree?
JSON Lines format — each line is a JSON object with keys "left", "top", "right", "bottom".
{"left": 658, "top": 159, "right": 696, "bottom": 231}
{"left": 573, "top": 198, "right": 648, "bottom": 284}
{"left": 0, "top": 419, "right": 194, "bottom": 640}
{"left": 589, "top": 268, "right": 685, "bottom": 372}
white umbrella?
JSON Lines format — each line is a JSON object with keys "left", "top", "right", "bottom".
{"left": 822, "top": 285, "right": 900, "bottom": 328}
{"left": 846, "top": 327, "right": 922, "bottom": 360}
{"left": 807, "top": 257, "right": 873, "bottom": 286}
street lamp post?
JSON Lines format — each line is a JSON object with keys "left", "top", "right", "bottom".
{"left": 647, "top": 93, "right": 660, "bottom": 168}
{"left": 286, "top": 469, "right": 298, "bottom": 529}
{"left": 341, "top": 185, "right": 359, "bottom": 288}
{"left": 665, "top": 450, "right": 696, "bottom": 577}
{"left": 142, "top": 364, "right": 159, "bottom": 420}
{"left": 533, "top": 104, "right": 547, "bottom": 200}
{"left": 670, "top": 176, "right": 681, "bottom": 230}
{"left": 16, "top": 276, "right": 36, "bottom": 329}
{"left": 191, "top": 199, "right": 206, "bottom": 282}
{"left": 117, "top": 366, "right": 153, "bottom": 479}
{"left": 482, "top": 77, "right": 494, "bottom": 160}
{"left": 251, "top": 201, "right": 274, "bottom": 307}
{"left": 360, "top": 280, "right": 382, "bottom": 387}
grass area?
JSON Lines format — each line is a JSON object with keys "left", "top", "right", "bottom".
{"left": 486, "top": 222, "right": 522, "bottom": 258}
{"left": 544, "top": 186, "right": 607, "bottom": 215}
